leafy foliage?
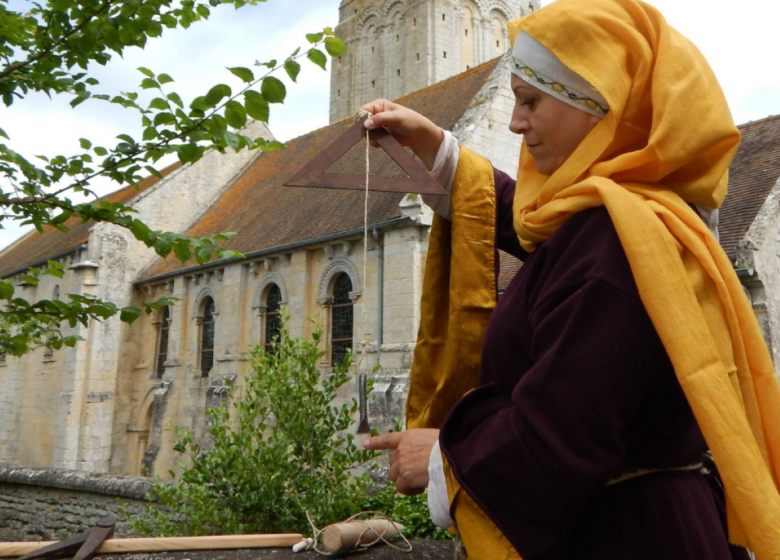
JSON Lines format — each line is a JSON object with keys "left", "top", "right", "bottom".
{"left": 0, "top": 0, "right": 345, "bottom": 355}
{"left": 126, "top": 314, "right": 447, "bottom": 540}
{"left": 363, "top": 484, "right": 450, "bottom": 540}
{"left": 128, "top": 314, "right": 379, "bottom": 535}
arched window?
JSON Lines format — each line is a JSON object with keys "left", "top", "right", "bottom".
{"left": 264, "top": 284, "right": 282, "bottom": 353}
{"left": 461, "top": 6, "right": 476, "bottom": 71}
{"left": 331, "top": 273, "right": 354, "bottom": 366}
{"left": 200, "top": 297, "right": 215, "bottom": 376}
{"left": 491, "top": 14, "right": 507, "bottom": 57}
{"left": 155, "top": 306, "right": 171, "bottom": 377}
{"left": 365, "top": 25, "right": 380, "bottom": 95}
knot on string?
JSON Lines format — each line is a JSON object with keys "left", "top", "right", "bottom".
{"left": 355, "top": 109, "right": 374, "bottom": 122}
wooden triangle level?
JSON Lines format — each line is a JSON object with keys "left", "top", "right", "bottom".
{"left": 284, "top": 115, "right": 449, "bottom": 196}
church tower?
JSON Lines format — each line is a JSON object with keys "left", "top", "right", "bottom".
{"left": 330, "top": 0, "right": 541, "bottom": 123}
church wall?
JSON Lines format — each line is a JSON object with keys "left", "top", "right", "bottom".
{"left": 736, "top": 177, "right": 780, "bottom": 376}
{"left": 114, "top": 212, "right": 431, "bottom": 477}
{"left": 0, "top": 122, "right": 274, "bottom": 475}
{"left": 330, "top": 0, "right": 537, "bottom": 123}
{"left": 0, "top": 248, "right": 105, "bottom": 472}
{"left": 453, "top": 54, "right": 522, "bottom": 178}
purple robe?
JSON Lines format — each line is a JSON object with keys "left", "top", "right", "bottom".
{"left": 440, "top": 169, "right": 750, "bottom": 560}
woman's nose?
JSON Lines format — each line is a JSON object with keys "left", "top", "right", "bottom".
{"left": 509, "top": 107, "right": 530, "bottom": 135}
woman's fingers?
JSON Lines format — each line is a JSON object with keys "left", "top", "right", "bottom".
{"left": 367, "top": 429, "right": 439, "bottom": 496}
{"left": 359, "top": 99, "right": 394, "bottom": 118}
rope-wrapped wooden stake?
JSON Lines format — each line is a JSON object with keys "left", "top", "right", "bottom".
{"left": 298, "top": 511, "right": 412, "bottom": 555}
{"left": 322, "top": 518, "right": 405, "bottom": 552}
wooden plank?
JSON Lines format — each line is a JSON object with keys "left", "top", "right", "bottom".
{"left": 0, "top": 534, "right": 304, "bottom": 557}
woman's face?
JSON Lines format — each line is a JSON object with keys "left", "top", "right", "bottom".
{"left": 509, "top": 74, "right": 600, "bottom": 176}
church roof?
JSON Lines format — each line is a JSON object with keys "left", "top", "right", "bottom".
{"left": 719, "top": 114, "right": 780, "bottom": 262}
{"left": 140, "top": 59, "right": 501, "bottom": 281}
{"left": 0, "top": 163, "right": 181, "bottom": 277}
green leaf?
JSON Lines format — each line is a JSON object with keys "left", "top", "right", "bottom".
{"left": 167, "top": 92, "right": 183, "bottom": 108}
{"left": 70, "top": 92, "right": 90, "bottom": 108}
{"left": 244, "top": 91, "right": 269, "bottom": 122}
{"left": 116, "top": 134, "right": 135, "bottom": 144}
{"left": 324, "top": 37, "right": 346, "bottom": 57}
{"left": 217, "top": 249, "right": 244, "bottom": 260}
{"left": 196, "top": 4, "right": 210, "bottom": 17}
{"left": 228, "top": 67, "right": 255, "bottom": 83}
{"left": 261, "top": 77, "right": 286, "bottom": 104}
{"left": 79, "top": 138, "right": 92, "bottom": 150}
{"left": 307, "top": 49, "right": 327, "bottom": 70}
{"left": 204, "top": 84, "right": 232, "bottom": 107}
{"left": 94, "top": 147, "right": 108, "bottom": 156}
{"left": 223, "top": 130, "right": 241, "bottom": 151}
{"left": 255, "top": 59, "right": 277, "bottom": 69}
{"left": 145, "top": 165, "right": 163, "bottom": 179}
{"left": 87, "top": 304, "right": 115, "bottom": 319}
{"left": 143, "top": 127, "right": 158, "bottom": 141}
{"left": 0, "top": 281, "right": 14, "bottom": 300}
{"left": 154, "top": 112, "right": 176, "bottom": 126}
{"left": 177, "top": 143, "right": 201, "bottom": 164}
{"left": 120, "top": 307, "right": 143, "bottom": 324}
{"left": 173, "top": 243, "right": 191, "bottom": 262}
{"left": 284, "top": 59, "right": 301, "bottom": 82}
{"left": 208, "top": 115, "right": 228, "bottom": 139}
{"left": 190, "top": 96, "right": 209, "bottom": 112}
{"left": 141, "top": 78, "right": 159, "bottom": 89}
{"left": 158, "top": 73, "right": 174, "bottom": 85}
{"left": 149, "top": 97, "right": 169, "bottom": 110}
{"left": 306, "top": 32, "right": 324, "bottom": 43}
{"left": 224, "top": 101, "right": 247, "bottom": 129}
{"left": 138, "top": 67, "right": 155, "bottom": 78}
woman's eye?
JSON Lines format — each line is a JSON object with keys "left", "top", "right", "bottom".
{"left": 522, "top": 99, "right": 535, "bottom": 108}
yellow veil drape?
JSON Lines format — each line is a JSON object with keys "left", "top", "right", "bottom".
{"left": 507, "top": 0, "right": 780, "bottom": 555}
{"left": 408, "top": 0, "right": 780, "bottom": 557}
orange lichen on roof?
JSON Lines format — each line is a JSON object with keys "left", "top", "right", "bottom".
{"left": 720, "top": 114, "right": 780, "bottom": 261}
{"left": 0, "top": 162, "right": 182, "bottom": 277}
{"left": 141, "top": 59, "right": 501, "bottom": 281}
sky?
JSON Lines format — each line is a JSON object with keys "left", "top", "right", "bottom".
{"left": 1, "top": 0, "right": 779, "bottom": 249}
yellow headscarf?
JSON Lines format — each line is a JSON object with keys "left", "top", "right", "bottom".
{"left": 506, "top": 0, "right": 780, "bottom": 556}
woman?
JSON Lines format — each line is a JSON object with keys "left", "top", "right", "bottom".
{"left": 362, "top": 0, "right": 780, "bottom": 558}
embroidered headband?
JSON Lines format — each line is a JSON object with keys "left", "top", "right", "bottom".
{"left": 511, "top": 31, "right": 609, "bottom": 118}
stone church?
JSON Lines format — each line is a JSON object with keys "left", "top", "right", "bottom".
{"left": 1, "top": 0, "right": 779, "bottom": 480}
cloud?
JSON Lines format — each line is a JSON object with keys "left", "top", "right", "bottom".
{"left": 1, "top": 0, "right": 340, "bottom": 250}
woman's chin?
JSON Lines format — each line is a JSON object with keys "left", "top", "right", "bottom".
{"left": 533, "top": 161, "right": 554, "bottom": 176}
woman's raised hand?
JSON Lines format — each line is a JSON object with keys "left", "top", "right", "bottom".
{"left": 360, "top": 99, "right": 445, "bottom": 170}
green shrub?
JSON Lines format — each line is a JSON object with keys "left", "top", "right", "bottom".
{"left": 363, "top": 484, "right": 450, "bottom": 540}
{"left": 127, "top": 313, "right": 448, "bottom": 540}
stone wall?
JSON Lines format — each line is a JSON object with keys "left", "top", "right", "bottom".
{"left": 0, "top": 121, "right": 274, "bottom": 475}
{"left": 114, "top": 201, "right": 432, "bottom": 477}
{"left": 454, "top": 53, "right": 521, "bottom": 179}
{"left": 0, "top": 465, "right": 154, "bottom": 541}
{"left": 736, "top": 177, "right": 780, "bottom": 374}
{"left": 330, "top": 0, "right": 538, "bottom": 123}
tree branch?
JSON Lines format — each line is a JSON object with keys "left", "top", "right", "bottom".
{"left": 0, "top": 0, "right": 114, "bottom": 82}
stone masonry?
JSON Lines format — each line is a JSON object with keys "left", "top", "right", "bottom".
{"left": 0, "top": 122, "right": 273, "bottom": 474}
{"left": 0, "top": 465, "right": 153, "bottom": 541}
{"left": 330, "top": 0, "right": 540, "bottom": 122}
